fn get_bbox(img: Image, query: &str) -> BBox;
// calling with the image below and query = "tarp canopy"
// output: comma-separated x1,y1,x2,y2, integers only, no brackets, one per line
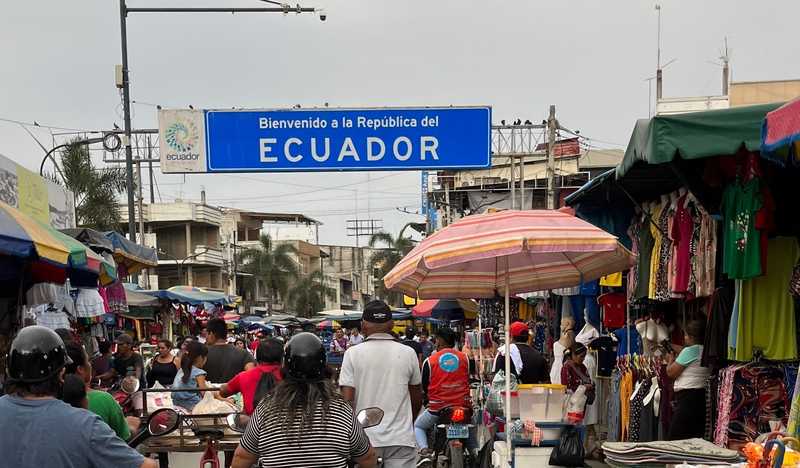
567,103,786,214
61,228,114,253
125,288,161,308
104,231,158,274
144,286,232,306
617,102,783,178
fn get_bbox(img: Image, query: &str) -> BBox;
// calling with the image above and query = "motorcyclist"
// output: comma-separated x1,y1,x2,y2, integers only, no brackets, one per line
64,340,141,440
415,328,472,459
231,332,377,468
97,333,145,386
0,326,156,468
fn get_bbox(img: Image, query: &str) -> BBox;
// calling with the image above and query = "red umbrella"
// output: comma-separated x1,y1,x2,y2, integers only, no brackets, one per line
411,299,477,319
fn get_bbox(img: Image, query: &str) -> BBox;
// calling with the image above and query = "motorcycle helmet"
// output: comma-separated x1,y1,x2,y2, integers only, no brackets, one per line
284,332,326,381
8,326,72,383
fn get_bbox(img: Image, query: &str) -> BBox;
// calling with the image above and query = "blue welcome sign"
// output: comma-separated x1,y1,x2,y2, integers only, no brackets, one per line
159,107,491,173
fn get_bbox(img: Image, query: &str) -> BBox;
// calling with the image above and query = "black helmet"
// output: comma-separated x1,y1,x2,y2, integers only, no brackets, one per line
8,326,72,383
284,332,326,381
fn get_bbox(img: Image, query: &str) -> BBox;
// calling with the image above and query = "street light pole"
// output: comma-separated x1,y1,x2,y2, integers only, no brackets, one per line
117,0,318,245
119,0,137,243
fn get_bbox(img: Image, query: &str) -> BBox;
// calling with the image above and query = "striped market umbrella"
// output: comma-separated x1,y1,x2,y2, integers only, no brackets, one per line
383,209,635,458
762,98,800,166
0,201,102,275
384,209,635,299
0,201,75,265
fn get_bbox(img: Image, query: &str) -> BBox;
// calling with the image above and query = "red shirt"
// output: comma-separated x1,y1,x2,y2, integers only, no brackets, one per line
598,293,626,329
226,363,282,415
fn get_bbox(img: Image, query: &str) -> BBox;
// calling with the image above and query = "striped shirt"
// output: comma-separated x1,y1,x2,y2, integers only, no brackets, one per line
240,396,371,468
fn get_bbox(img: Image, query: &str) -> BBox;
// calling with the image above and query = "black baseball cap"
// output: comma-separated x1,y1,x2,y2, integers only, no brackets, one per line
362,300,392,323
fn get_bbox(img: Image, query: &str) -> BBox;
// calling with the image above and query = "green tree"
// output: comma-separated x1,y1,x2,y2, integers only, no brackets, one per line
368,230,414,306
288,270,336,318
58,140,127,230
238,234,298,315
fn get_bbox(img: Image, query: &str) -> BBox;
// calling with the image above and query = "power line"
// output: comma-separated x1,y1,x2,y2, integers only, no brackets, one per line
0,116,96,133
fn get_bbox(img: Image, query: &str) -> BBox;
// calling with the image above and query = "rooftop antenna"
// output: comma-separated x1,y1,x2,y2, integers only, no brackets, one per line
722,38,730,95
655,4,663,100
707,38,731,95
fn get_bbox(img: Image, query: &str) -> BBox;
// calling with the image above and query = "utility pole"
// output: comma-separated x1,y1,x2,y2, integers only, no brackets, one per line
135,158,148,288
117,0,318,246
509,156,516,210
147,135,155,203
546,105,557,210
519,155,525,210
119,0,137,243
444,180,451,227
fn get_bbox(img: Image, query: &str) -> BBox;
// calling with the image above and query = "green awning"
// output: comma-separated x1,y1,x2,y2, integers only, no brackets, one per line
617,102,784,178
120,307,156,320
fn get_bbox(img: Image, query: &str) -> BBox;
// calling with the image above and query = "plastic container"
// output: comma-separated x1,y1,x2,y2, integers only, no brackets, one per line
518,384,567,422
500,391,520,418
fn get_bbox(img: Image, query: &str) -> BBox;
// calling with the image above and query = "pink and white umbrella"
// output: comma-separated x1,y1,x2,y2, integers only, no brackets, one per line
384,209,634,299
383,209,635,458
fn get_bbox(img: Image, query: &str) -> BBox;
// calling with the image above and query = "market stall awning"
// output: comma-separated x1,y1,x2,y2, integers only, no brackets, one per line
762,97,800,166
61,228,114,253
143,285,232,306
104,231,159,274
0,201,74,265
125,288,161,308
618,103,783,178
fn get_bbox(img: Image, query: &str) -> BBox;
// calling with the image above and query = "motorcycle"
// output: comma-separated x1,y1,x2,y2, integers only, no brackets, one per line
111,375,141,416
420,405,475,468
128,407,182,448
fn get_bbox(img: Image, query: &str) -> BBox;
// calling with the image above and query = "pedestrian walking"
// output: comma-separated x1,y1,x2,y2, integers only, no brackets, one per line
340,300,422,468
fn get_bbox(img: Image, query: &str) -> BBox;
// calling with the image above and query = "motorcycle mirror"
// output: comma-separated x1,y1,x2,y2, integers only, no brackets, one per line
147,408,181,436
356,407,384,429
226,413,250,433
121,376,140,394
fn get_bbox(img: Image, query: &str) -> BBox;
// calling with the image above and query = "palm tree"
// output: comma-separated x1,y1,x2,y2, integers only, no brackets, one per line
368,230,414,305
58,140,127,230
238,234,298,315
288,270,336,318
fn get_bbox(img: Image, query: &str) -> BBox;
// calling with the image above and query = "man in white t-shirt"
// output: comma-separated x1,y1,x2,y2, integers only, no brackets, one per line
348,328,364,348
340,300,422,468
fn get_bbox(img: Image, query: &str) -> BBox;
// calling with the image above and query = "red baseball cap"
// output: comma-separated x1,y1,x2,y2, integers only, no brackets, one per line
510,321,529,338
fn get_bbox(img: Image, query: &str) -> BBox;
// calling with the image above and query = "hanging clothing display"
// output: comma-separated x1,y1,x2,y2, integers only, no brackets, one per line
74,288,105,318
629,190,717,302
721,177,763,280
598,292,626,329
733,237,799,361
30,304,71,330
606,356,668,443
714,364,789,450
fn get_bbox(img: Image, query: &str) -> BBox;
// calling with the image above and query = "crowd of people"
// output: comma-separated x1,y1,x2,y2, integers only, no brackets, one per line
0,295,711,467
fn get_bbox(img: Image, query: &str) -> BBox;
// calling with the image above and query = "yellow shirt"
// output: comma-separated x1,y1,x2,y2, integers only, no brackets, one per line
600,272,623,287
648,204,664,299
619,370,633,441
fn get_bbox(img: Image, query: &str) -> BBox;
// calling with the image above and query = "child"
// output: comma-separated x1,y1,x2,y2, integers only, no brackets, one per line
172,341,232,410
62,374,88,409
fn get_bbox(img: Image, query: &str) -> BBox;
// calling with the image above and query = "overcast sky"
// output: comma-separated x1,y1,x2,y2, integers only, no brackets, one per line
2,0,799,245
